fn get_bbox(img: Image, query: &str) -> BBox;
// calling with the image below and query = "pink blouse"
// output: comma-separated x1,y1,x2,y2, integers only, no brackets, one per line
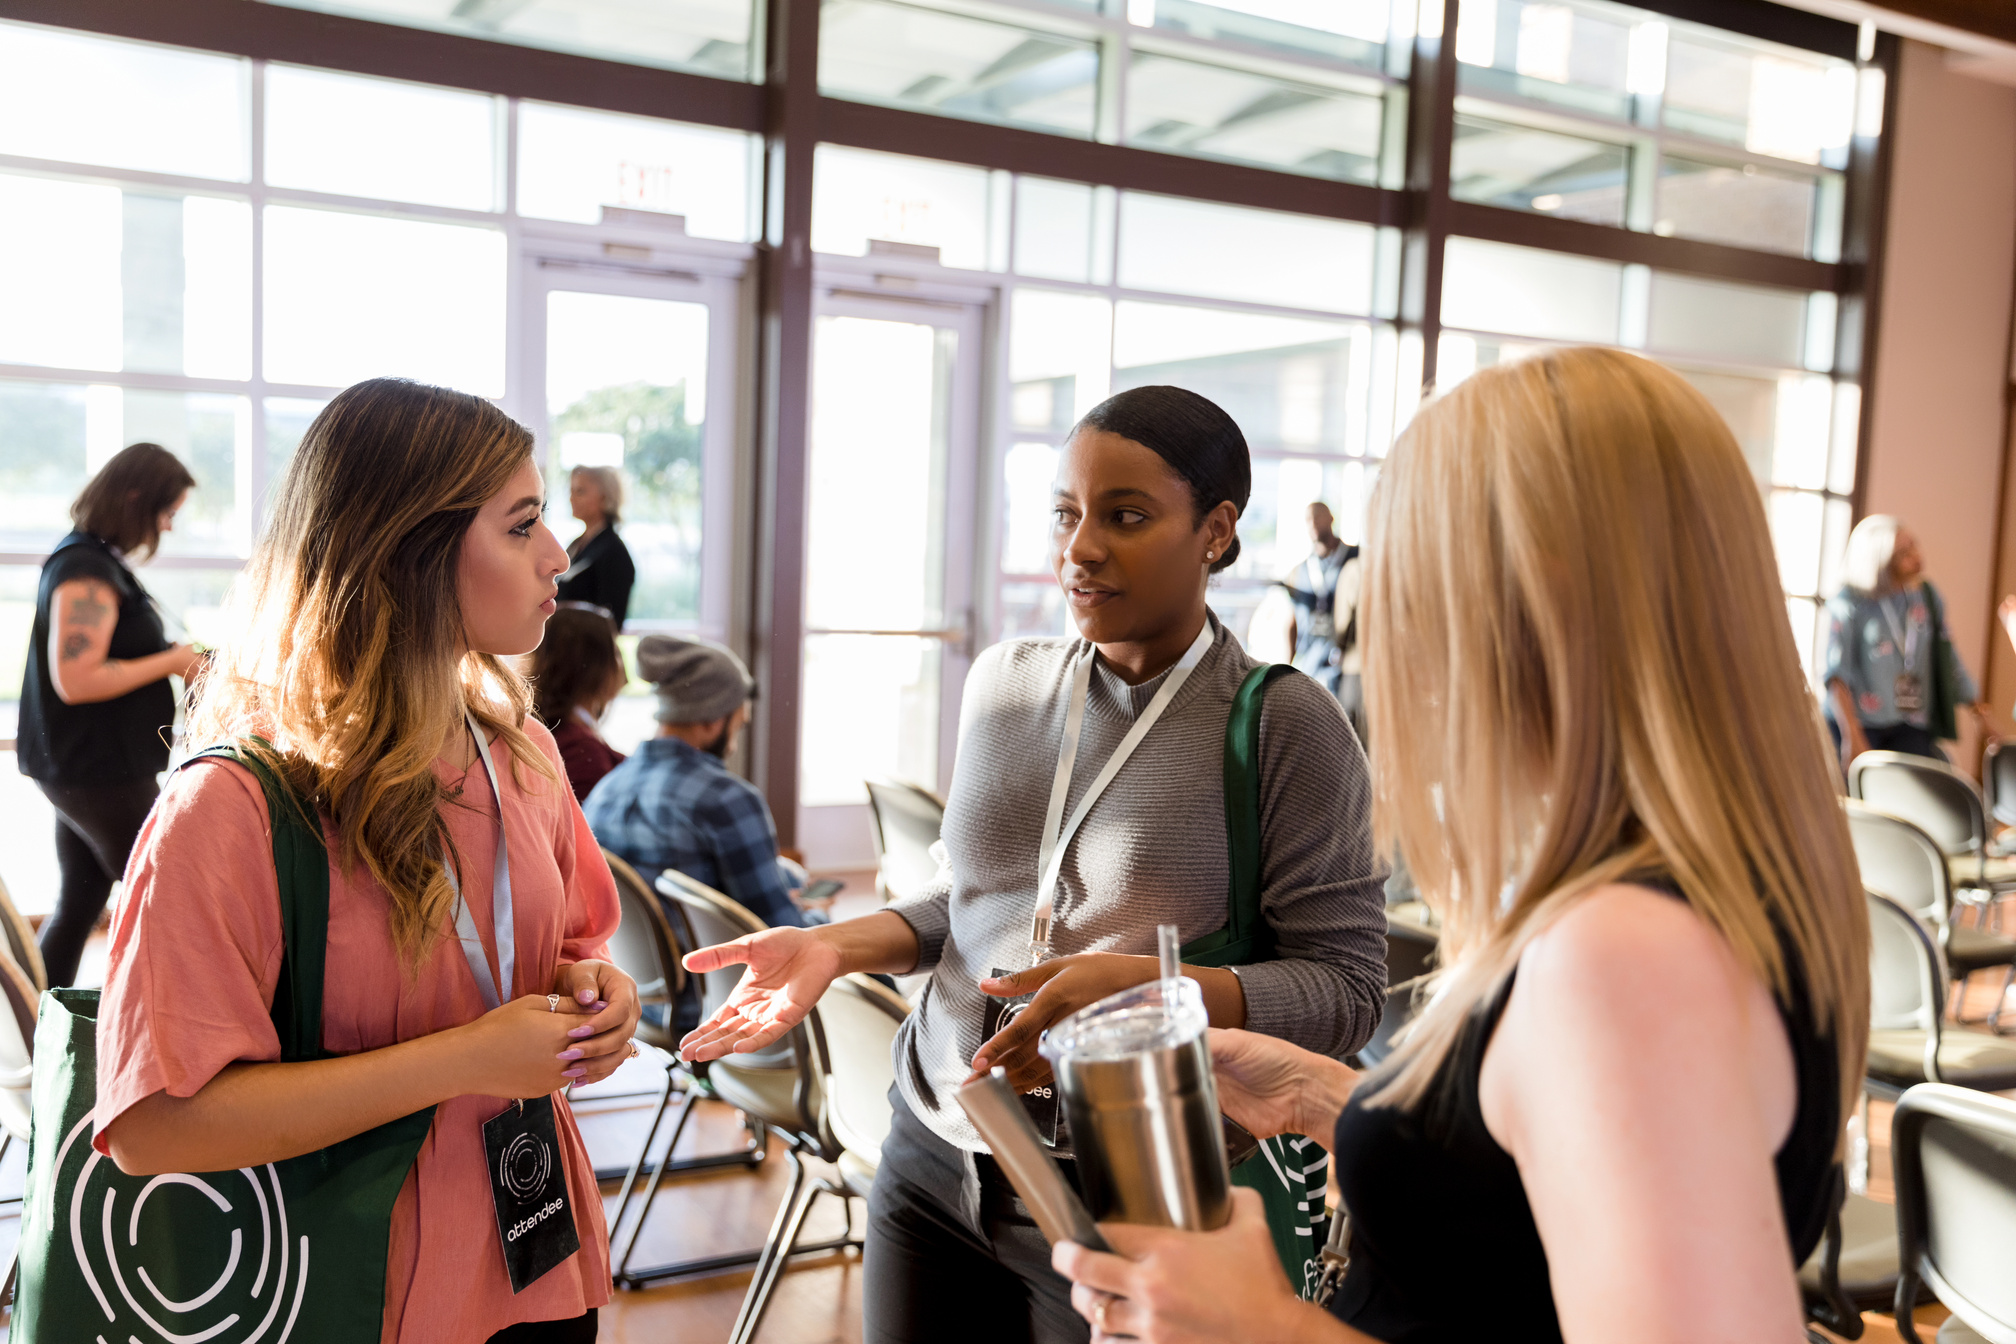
94,718,620,1343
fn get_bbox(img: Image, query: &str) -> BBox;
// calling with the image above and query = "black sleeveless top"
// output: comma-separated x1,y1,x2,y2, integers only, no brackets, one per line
18,531,175,784
1328,882,1840,1342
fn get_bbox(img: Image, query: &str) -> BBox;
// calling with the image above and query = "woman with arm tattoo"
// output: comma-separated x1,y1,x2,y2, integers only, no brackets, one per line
16,442,203,986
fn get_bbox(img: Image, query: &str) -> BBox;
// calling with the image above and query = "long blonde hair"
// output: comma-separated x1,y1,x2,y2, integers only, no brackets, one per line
1364,348,1868,1121
190,378,555,965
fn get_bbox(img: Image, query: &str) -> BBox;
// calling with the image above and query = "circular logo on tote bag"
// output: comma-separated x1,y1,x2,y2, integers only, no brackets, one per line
41,1113,313,1344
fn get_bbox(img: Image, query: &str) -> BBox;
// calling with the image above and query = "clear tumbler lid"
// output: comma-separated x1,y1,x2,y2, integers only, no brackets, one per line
1039,976,1208,1065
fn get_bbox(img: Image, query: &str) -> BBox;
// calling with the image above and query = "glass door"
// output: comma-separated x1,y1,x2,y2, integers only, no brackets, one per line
518,252,742,755
798,285,984,865
519,256,740,637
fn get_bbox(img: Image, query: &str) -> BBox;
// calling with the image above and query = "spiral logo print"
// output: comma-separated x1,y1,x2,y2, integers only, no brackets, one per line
41,1113,313,1344
498,1130,553,1202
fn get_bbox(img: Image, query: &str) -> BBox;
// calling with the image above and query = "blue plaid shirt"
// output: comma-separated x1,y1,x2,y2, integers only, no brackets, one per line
582,737,808,929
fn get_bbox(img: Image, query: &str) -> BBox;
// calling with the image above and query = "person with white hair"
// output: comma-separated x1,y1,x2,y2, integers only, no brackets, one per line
1821,513,1990,769
554,464,636,629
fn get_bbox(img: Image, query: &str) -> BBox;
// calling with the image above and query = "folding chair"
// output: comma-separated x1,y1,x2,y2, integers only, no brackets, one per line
1851,752,2016,905
610,870,860,1317
864,778,945,903
1848,802,2016,1030
1892,1083,2016,1343
597,850,765,1184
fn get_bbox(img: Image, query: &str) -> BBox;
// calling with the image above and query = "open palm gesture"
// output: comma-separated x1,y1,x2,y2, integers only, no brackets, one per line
677,926,844,1062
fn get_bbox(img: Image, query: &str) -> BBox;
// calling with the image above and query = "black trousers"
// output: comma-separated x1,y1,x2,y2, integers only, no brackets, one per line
864,1092,1089,1344
35,776,160,988
484,1309,597,1343
1831,718,1945,763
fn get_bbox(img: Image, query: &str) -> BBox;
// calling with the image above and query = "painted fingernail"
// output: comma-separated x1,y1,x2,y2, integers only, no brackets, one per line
567,1025,595,1038
557,1048,584,1061
562,1068,586,1079
592,1001,608,1012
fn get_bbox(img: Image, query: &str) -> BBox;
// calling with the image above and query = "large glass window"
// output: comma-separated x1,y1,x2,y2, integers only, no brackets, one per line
265,66,500,211
820,0,1100,138
256,0,758,80
1452,0,1853,260
517,103,758,241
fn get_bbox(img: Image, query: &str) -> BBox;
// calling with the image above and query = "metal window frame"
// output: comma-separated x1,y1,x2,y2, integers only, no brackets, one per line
0,0,1892,843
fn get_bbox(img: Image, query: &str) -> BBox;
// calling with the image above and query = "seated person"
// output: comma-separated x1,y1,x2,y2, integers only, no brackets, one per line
582,635,813,932
525,603,628,802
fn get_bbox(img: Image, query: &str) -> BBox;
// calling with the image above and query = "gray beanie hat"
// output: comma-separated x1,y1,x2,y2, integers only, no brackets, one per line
635,635,756,725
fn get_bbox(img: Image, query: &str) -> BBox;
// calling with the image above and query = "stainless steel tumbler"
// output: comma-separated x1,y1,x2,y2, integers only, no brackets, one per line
1039,976,1233,1231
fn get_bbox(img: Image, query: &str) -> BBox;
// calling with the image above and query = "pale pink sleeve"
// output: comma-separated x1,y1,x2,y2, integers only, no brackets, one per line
93,759,285,1155
528,719,617,967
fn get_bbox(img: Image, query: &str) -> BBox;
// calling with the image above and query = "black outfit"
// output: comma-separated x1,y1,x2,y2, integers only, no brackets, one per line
18,532,178,987
483,1309,597,1343
1327,879,1840,1343
555,525,636,630
1827,717,1943,763
865,1092,1087,1344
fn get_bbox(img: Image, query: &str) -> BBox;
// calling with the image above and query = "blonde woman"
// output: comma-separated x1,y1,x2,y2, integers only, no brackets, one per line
1051,348,1870,1344
555,463,635,629
1823,513,1990,769
94,380,641,1343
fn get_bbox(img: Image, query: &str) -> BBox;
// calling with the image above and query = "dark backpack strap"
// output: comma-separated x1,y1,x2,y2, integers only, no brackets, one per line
1183,664,1293,969
181,743,329,1063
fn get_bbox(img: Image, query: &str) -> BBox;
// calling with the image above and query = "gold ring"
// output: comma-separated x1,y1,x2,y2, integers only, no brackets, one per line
1094,1295,1110,1335
628,1040,641,1058
547,994,560,1013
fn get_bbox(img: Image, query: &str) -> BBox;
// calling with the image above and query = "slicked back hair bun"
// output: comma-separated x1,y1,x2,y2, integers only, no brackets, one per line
1075,385,1250,573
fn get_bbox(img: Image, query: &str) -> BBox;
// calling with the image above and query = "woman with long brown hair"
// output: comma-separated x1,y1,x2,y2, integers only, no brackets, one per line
92,379,641,1343
17,441,202,987
1051,348,1870,1344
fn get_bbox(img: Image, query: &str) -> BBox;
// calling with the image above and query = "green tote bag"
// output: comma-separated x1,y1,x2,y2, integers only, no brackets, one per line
1180,664,1334,1301
11,746,436,1344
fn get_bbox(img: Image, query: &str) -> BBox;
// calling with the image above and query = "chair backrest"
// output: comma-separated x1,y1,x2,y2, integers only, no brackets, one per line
1868,891,1945,1086
1850,752,1987,858
1356,918,1439,1069
1893,1084,2016,1343
601,849,685,1047
864,778,945,903
0,871,46,993
1846,800,1955,928
0,942,36,1142
1987,741,2016,830
654,867,799,1072
811,974,909,1165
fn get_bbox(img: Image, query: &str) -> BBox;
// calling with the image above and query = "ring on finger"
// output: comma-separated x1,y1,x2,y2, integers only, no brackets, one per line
546,993,559,1013
1093,1294,1111,1335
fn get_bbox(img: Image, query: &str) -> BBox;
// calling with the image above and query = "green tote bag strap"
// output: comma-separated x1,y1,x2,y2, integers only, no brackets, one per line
184,742,329,1060
1182,663,1293,972
1177,663,1330,1298
11,742,436,1344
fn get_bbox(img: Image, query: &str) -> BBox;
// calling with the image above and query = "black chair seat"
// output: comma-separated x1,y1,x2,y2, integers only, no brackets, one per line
1797,1193,1898,1311
1867,1029,2016,1091
1946,924,2016,977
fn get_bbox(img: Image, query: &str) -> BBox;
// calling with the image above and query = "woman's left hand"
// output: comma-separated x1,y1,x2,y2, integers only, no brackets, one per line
1053,1188,1323,1344
969,953,1162,1090
551,960,641,1085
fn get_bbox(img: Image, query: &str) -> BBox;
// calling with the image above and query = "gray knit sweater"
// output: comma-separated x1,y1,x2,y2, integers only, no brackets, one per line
886,612,1389,1154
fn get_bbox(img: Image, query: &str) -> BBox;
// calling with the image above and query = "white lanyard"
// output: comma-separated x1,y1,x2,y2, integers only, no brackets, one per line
1029,621,1216,965
444,711,516,1011
1878,593,1922,671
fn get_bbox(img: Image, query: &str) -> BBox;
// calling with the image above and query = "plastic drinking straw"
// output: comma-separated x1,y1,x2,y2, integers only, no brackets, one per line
1157,922,1180,988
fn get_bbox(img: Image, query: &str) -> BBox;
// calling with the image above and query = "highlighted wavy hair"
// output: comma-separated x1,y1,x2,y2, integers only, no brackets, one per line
189,378,555,966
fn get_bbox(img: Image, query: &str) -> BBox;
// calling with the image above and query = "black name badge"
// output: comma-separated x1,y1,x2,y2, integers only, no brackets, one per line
482,1095,582,1293
984,967,1059,1146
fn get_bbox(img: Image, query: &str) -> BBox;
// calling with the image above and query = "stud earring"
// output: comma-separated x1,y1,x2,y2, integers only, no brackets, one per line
1205,551,1216,560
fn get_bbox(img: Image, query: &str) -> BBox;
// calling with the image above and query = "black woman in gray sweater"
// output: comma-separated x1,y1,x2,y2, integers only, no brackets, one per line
680,385,1387,1344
